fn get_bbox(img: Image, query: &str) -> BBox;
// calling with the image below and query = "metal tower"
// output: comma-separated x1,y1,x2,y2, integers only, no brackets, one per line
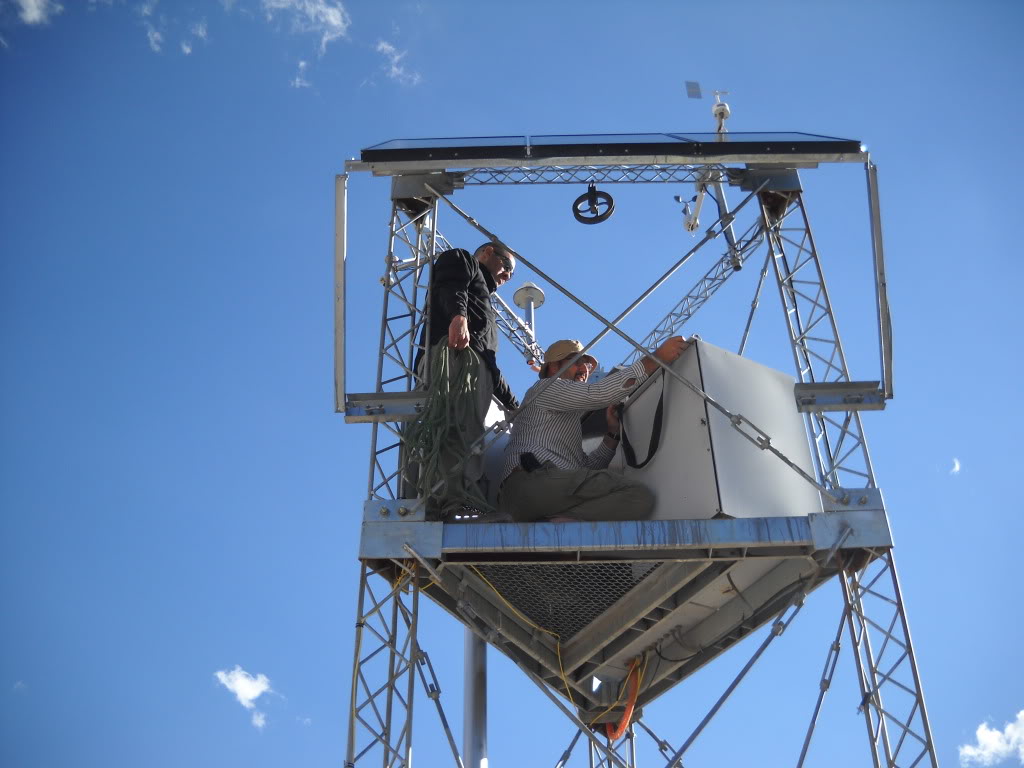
335,131,937,767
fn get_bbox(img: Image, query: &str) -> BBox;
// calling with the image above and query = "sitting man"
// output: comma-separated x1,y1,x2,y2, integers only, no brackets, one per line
498,335,689,522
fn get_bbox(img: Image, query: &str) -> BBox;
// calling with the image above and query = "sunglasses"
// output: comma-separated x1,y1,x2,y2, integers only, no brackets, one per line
496,251,514,277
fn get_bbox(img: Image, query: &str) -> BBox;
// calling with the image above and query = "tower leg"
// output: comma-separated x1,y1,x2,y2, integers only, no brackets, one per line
761,189,939,768
345,561,421,767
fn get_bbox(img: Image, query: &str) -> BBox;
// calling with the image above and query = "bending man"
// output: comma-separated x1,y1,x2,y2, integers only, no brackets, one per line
498,336,689,522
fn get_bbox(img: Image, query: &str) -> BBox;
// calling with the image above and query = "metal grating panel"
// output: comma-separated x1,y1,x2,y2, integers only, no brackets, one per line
475,562,661,640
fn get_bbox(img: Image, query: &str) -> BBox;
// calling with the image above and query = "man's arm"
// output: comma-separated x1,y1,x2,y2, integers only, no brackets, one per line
492,368,520,411
431,249,473,349
582,403,621,469
532,360,650,412
531,336,690,413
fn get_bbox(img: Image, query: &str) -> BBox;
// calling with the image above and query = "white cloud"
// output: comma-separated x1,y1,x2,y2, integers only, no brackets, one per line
215,665,271,709
262,0,351,54
16,0,63,25
0,34,8,48
138,0,157,18
960,710,1024,767
180,40,192,54
215,665,272,729
191,19,208,40
12,680,27,692
290,59,310,88
375,40,421,86
145,22,162,52
950,457,962,476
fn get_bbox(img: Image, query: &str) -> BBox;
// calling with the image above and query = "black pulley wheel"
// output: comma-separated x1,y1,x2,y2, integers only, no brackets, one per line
572,185,615,224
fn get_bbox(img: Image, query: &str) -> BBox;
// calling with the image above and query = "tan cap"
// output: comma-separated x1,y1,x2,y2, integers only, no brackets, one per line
543,339,598,368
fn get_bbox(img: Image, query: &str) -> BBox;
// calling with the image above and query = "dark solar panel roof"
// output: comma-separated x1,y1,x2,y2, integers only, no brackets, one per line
360,132,862,162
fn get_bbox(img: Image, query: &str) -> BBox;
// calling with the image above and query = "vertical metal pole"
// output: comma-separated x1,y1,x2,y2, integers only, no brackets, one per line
463,628,487,768
866,162,894,400
335,173,348,412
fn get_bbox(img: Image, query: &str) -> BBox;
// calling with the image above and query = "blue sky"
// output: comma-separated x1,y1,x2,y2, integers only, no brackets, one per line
1,0,1022,766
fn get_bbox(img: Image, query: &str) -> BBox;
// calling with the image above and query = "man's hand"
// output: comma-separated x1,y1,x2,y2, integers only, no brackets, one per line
605,403,621,435
448,315,470,349
642,335,691,375
655,335,689,364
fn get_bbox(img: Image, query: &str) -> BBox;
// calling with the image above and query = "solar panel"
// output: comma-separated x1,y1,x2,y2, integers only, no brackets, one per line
360,132,863,163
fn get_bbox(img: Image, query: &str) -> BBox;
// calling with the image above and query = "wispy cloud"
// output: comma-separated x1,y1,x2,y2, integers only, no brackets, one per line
12,680,27,692
960,710,1024,766
15,0,63,25
262,0,351,54
191,20,208,40
180,40,192,54
145,23,162,52
135,0,164,53
375,40,421,86
214,665,272,730
290,59,311,88
951,457,962,476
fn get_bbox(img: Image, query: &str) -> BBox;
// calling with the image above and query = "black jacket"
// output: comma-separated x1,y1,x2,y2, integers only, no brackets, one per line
418,248,519,410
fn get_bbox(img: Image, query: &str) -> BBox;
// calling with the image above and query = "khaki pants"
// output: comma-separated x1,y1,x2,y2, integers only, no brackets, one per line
498,466,654,522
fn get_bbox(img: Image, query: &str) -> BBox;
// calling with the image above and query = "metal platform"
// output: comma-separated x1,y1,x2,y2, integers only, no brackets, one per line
362,507,891,725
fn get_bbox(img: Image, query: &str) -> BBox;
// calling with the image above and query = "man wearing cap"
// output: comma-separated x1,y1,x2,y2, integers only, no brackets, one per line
498,336,689,522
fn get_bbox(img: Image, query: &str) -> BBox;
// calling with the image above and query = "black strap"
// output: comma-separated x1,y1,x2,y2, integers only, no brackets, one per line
621,379,666,469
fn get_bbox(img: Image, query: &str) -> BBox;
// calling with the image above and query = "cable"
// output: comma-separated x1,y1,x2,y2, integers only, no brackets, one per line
467,565,576,709
405,341,494,518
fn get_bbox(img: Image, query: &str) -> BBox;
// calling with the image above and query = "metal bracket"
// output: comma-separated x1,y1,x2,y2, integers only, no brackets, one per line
390,172,464,217
818,487,885,512
794,382,885,412
344,391,428,423
360,520,442,559
362,499,427,522
809,507,892,551
729,168,803,192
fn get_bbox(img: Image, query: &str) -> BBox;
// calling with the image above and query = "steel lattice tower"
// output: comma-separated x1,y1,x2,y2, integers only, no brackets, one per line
335,131,937,767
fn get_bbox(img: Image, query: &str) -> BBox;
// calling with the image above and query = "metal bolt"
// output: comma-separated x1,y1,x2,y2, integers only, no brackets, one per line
858,496,868,505
379,507,389,517
398,506,411,517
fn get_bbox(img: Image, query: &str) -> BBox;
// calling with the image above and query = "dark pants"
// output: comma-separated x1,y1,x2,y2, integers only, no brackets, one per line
498,466,655,522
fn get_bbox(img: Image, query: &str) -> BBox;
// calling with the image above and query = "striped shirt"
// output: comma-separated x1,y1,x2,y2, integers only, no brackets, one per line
500,360,650,485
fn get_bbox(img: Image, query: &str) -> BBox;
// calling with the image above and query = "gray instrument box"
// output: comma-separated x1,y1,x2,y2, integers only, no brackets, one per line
608,340,821,520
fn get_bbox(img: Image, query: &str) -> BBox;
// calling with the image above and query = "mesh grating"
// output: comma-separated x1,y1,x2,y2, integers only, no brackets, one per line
474,562,661,640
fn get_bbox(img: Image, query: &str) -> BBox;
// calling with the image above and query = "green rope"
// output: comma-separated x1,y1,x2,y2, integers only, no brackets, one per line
406,341,494,518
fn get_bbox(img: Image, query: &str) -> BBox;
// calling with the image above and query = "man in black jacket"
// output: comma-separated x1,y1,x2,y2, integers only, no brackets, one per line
410,242,520,513
417,242,519,410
